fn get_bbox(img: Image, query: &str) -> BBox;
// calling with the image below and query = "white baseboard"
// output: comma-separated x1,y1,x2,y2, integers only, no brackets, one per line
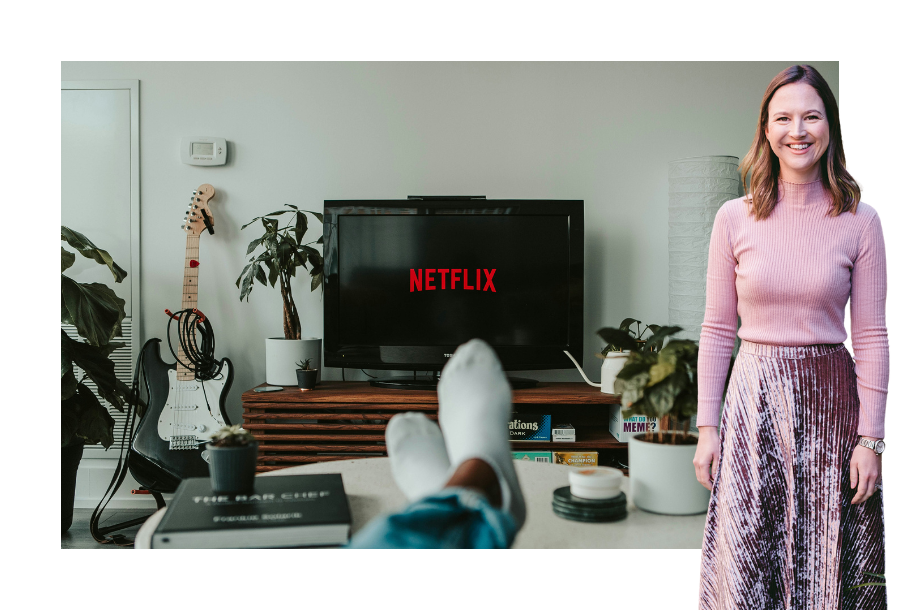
74,452,171,510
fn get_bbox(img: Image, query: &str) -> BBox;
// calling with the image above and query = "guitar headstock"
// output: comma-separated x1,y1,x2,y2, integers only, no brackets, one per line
183,184,216,235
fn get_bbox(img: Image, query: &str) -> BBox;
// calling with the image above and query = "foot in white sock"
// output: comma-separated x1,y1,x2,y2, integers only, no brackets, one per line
438,338,526,527
385,412,451,502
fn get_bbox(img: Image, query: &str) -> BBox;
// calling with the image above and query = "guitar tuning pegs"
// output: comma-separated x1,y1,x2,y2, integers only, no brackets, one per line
193,191,197,195
181,225,185,230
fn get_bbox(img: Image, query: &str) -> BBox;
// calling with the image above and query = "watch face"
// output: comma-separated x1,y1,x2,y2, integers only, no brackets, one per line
875,440,886,454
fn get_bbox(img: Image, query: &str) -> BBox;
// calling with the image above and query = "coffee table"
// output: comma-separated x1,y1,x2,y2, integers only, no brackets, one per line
135,458,707,549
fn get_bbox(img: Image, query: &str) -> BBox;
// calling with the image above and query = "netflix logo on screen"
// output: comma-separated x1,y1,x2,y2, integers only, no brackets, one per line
410,269,496,292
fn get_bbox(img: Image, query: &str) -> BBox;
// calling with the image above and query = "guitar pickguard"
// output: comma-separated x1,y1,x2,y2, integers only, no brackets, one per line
157,362,231,448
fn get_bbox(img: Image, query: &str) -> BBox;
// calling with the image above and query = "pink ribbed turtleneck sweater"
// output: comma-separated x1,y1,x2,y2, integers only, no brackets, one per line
696,180,889,438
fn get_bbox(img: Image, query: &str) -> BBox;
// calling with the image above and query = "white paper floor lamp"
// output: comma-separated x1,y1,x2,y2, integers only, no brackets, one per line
668,156,740,341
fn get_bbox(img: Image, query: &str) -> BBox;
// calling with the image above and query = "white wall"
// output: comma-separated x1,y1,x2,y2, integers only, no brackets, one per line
60,61,839,424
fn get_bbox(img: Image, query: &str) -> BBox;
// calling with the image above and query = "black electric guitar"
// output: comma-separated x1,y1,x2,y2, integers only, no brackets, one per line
130,184,234,493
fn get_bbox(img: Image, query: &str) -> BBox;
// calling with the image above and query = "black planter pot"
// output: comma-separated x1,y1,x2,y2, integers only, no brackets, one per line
62,438,85,533
207,442,258,495
295,368,318,390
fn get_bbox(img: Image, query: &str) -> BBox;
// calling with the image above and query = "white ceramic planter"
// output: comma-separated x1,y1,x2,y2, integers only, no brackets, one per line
628,432,710,515
265,338,322,386
600,350,630,393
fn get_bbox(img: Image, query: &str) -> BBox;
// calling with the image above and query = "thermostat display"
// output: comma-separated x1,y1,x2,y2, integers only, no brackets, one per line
181,137,227,166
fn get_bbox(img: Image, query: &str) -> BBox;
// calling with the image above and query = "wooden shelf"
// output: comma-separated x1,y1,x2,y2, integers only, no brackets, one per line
511,428,625,451
242,381,623,470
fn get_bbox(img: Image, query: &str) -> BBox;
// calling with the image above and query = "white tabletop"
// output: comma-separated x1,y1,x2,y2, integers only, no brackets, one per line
136,458,708,549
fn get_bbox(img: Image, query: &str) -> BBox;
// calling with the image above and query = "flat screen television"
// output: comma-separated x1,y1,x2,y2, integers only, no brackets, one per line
323,197,584,389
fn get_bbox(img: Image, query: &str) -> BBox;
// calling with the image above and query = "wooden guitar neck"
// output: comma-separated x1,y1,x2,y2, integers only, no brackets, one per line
177,234,200,381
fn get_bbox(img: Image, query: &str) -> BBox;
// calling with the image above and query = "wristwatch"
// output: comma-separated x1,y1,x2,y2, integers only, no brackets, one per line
858,437,886,455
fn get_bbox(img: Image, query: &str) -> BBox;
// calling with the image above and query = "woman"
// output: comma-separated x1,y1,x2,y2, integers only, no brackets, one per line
693,64,887,608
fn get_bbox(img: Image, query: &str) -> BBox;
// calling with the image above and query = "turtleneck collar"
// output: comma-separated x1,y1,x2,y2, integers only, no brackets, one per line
777,179,830,207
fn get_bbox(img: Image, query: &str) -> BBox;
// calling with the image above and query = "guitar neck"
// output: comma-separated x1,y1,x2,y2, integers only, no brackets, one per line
177,234,200,380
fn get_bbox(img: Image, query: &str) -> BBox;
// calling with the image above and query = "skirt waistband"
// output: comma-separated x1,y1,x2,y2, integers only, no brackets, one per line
738,340,845,359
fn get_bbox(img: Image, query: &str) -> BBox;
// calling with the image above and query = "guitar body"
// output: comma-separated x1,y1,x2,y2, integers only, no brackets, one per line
130,340,234,492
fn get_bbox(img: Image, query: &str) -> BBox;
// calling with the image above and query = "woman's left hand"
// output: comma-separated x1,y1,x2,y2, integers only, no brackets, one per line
849,437,883,505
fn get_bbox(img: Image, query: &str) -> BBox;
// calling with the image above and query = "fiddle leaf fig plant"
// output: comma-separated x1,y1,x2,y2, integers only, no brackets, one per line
61,227,144,448
236,205,324,340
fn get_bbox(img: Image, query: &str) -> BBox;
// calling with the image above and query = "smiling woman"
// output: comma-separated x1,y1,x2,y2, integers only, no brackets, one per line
693,64,888,609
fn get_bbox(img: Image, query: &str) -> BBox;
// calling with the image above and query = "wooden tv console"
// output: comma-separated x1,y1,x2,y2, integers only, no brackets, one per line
242,381,625,473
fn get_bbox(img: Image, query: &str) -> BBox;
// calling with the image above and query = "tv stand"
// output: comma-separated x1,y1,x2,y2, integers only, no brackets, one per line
242,381,624,471
370,374,538,390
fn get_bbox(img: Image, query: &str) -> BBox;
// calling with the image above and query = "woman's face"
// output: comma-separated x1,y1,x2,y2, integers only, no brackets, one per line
764,82,830,183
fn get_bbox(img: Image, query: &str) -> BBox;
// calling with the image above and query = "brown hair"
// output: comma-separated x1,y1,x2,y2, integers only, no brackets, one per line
739,64,861,219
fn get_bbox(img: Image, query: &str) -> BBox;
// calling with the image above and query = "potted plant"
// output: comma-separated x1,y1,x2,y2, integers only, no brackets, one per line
295,358,318,391
602,324,709,515
236,205,325,386
596,318,664,393
61,227,144,532
207,426,258,494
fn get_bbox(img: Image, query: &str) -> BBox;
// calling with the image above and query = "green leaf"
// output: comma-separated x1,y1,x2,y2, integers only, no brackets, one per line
310,272,323,292
643,377,677,417
597,327,639,352
302,210,324,223
61,276,126,346
316,235,324,244
254,262,267,286
62,247,76,272
239,269,255,301
63,331,132,411
264,210,290,217
68,382,116,448
61,336,77,400
61,292,74,326
647,359,676,386
263,258,279,288
294,213,309,244
240,217,262,230
61,226,127,283
246,237,264,256
645,325,683,352
285,204,298,210
619,318,639,331
236,263,252,289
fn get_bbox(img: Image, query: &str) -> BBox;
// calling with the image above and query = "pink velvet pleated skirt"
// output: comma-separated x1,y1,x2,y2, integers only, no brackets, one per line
699,341,886,609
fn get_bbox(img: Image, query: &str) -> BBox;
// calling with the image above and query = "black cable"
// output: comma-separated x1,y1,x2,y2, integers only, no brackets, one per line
166,309,224,381
360,369,377,379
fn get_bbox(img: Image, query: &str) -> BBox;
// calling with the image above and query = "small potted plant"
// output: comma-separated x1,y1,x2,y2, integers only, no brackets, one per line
236,205,324,386
596,318,664,393
295,358,318,391
206,426,258,494
606,326,710,515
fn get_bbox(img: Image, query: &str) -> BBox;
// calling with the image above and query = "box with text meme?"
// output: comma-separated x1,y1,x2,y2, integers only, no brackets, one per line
509,414,551,442
608,405,659,442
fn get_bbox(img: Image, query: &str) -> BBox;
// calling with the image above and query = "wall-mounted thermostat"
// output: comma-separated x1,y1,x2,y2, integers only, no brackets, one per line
181,137,227,166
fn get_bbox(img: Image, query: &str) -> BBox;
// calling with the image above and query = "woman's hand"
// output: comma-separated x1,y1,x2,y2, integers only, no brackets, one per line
850,437,883,505
693,426,720,491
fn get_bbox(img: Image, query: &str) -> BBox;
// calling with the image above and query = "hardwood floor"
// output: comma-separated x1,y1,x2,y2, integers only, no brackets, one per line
62,508,156,549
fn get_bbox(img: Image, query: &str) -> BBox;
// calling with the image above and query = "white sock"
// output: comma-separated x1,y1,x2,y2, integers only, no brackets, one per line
438,338,526,527
385,412,451,502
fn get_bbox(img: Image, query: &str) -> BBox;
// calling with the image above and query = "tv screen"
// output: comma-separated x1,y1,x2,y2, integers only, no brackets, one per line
323,199,583,375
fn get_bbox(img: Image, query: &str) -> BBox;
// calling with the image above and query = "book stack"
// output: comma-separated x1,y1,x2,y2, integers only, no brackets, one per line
151,474,351,548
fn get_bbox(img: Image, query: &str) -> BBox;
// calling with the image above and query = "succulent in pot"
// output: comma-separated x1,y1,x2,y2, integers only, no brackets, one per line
295,358,318,391
207,426,258,494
